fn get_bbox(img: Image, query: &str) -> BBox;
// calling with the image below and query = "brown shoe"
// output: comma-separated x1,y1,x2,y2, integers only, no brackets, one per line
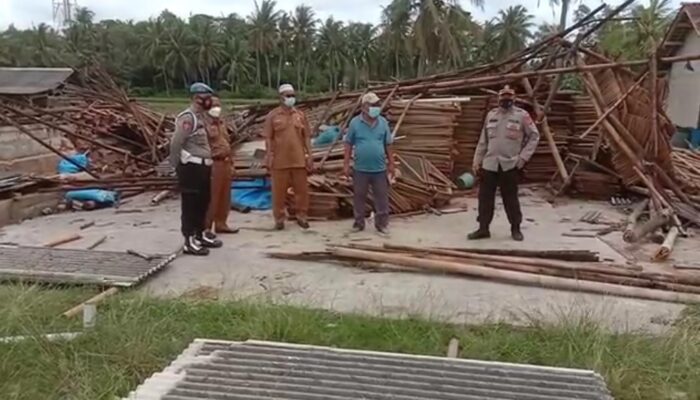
216,226,240,234
275,221,285,231
297,220,310,230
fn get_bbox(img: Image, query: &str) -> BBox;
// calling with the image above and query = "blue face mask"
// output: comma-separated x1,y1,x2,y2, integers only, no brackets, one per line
283,96,296,107
368,106,381,118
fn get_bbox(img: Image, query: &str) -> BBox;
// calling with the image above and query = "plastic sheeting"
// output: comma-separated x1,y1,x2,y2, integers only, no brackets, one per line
232,178,272,210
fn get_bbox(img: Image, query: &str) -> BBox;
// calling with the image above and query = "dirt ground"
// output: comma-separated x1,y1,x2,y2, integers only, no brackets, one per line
1,187,697,334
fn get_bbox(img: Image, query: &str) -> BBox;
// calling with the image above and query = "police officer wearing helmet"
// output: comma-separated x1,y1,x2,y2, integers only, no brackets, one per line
469,85,540,242
169,82,223,255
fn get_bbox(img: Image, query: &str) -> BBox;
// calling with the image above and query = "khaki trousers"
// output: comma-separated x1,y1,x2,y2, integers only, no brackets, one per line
206,159,232,231
271,167,309,223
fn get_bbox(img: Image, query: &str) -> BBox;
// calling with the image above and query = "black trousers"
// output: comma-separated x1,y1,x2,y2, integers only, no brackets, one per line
477,166,522,230
176,163,211,237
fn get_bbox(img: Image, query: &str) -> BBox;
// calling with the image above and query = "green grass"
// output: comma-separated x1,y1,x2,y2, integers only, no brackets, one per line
0,284,699,400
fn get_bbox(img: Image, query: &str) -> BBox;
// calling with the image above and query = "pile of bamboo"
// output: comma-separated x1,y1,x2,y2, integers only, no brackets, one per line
385,99,462,176
0,67,173,178
453,96,490,178
270,243,700,304
287,153,455,219
672,149,700,194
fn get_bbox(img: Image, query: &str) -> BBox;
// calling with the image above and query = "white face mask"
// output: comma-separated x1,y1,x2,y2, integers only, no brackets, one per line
208,106,222,118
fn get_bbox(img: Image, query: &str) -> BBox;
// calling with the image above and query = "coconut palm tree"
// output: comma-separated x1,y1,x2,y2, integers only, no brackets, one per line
345,23,377,89
163,20,193,88
219,37,255,92
317,17,346,90
493,5,534,60
631,0,672,52
380,0,412,78
248,0,281,87
30,23,60,66
139,18,170,91
190,16,225,84
291,5,317,90
276,12,293,87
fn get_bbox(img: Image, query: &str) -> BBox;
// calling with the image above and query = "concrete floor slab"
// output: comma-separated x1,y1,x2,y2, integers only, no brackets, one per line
0,189,696,334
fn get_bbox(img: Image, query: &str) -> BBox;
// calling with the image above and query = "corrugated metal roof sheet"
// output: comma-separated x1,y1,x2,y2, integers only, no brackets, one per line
0,245,176,287
124,340,615,400
0,67,73,95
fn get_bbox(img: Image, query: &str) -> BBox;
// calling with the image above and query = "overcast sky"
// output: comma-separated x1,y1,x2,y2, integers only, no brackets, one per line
0,0,685,30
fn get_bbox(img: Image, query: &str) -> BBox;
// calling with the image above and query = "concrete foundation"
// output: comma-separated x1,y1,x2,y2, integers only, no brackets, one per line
0,192,62,227
0,189,696,334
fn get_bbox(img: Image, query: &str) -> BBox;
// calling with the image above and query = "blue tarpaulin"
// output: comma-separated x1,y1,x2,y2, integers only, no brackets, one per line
232,178,272,210
57,153,89,174
313,125,341,148
65,189,119,206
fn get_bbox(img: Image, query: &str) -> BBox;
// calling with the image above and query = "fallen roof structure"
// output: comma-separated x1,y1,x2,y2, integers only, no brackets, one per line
0,67,73,95
0,245,176,286
123,339,614,400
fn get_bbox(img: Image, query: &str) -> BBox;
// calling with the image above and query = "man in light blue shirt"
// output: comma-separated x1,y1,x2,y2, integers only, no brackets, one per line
343,92,395,236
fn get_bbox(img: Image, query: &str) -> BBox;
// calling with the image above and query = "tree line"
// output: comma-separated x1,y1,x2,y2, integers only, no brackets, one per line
0,0,674,97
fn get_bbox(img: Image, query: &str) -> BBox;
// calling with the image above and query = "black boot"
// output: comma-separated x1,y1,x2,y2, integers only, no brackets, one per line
197,232,223,248
467,228,491,240
183,236,209,256
511,227,524,242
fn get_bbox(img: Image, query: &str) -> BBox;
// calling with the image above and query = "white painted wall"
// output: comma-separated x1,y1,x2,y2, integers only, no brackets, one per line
667,32,700,128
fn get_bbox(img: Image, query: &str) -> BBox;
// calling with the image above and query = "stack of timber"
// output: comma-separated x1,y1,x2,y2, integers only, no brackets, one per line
453,96,490,177
270,243,700,304
286,153,455,220
672,149,700,195
385,100,461,176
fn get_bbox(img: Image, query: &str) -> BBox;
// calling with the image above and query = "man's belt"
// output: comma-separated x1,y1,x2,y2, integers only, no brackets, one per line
182,156,213,166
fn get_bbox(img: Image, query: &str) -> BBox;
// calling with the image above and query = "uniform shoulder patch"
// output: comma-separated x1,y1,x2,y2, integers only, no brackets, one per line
178,114,194,133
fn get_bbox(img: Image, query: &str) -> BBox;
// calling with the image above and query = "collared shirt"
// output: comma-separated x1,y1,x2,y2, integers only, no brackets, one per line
169,107,212,167
262,106,310,170
474,106,540,172
207,121,231,159
345,115,393,173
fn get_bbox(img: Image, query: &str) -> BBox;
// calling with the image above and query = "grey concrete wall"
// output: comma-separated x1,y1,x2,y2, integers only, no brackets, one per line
0,192,62,228
0,124,64,175
666,33,700,128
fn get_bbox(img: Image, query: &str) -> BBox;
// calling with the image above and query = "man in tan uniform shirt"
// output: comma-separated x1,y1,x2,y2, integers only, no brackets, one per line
262,83,313,230
469,85,540,242
204,96,239,237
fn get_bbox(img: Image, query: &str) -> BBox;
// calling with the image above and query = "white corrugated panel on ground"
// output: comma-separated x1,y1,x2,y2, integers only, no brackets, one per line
123,339,614,400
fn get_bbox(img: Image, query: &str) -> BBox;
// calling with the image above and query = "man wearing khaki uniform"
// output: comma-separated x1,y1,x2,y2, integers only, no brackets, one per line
263,83,313,230
469,85,540,242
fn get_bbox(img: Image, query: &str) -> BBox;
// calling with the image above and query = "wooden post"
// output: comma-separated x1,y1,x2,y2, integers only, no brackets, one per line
43,233,82,248
654,227,679,261
650,44,659,157
331,247,700,304
521,78,569,181
579,72,649,139
63,287,120,318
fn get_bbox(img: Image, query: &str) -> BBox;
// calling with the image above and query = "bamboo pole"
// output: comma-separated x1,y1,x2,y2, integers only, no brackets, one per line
650,45,659,157
0,102,153,165
331,247,700,304
628,212,670,243
623,199,649,242
391,94,423,137
579,72,649,139
311,90,340,136
0,113,100,179
654,227,679,262
318,90,366,169
43,233,82,248
63,287,120,318
521,78,569,181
